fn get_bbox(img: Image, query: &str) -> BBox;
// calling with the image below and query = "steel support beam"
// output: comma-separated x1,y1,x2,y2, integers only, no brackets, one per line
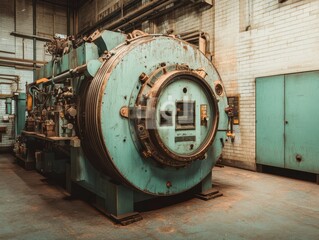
33,0,37,81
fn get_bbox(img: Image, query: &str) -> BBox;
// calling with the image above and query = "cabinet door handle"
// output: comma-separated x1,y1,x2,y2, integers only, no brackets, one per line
285,120,288,124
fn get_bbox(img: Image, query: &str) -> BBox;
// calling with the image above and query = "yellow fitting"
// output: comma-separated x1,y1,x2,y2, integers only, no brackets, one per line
227,132,235,139
35,78,49,84
27,93,33,111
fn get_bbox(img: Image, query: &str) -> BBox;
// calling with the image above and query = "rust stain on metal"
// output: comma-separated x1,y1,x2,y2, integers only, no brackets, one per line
139,72,149,83
193,68,207,78
158,226,176,233
120,107,129,118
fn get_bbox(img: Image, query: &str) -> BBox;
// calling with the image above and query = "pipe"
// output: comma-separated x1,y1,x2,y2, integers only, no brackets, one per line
179,30,201,37
13,0,17,55
202,32,211,55
0,80,17,92
0,74,19,79
0,74,20,92
0,94,14,99
183,36,200,42
27,92,33,111
33,0,37,82
106,0,171,30
22,38,25,59
0,50,15,55
80,0,164,35
148,0,184,21
115,0,178,31
37,0,70,8
10,32,51,42
26,64,84,111
0,60,43,68
178,31,210,53
74,0,78,34
67,0,70,35
43,64,87,86
0,64,38,70
14,0,17,32
28,64,87,88
0,82,14,84
0,57,47,64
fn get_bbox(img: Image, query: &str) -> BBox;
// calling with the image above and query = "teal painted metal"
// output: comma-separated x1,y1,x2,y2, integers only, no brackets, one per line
156,79,213,155
16,93,26,135
70,147,135,216
256,75,285,167
96,30,127,54
36,31,126,80
256,71,319,174
96,36,227,195
37,43,99,79
285,72,319,174
20,30,229,220
5,98,12,115
87,59,102,77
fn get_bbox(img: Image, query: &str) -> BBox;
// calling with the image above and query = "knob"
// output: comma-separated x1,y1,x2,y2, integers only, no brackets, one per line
296,154,302,162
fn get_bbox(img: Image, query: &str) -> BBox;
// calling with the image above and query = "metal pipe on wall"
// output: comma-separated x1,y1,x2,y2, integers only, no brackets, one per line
0,74,20,93
0,57,46,64
13,0,17,54
33,0,37,81
0,60,42,69
0,82,14,85
73,0,78,34
105,0,170,30
114,0,178,31
148,0,184,21
80,0,164,35
0,64,38,71
67,0,70,35
0,94,14,99
10,32,51,42
0,50,15,54
0,74,20,78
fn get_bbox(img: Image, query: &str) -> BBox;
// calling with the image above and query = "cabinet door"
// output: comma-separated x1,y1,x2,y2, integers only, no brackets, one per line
256,76,285,167
285,72,319,174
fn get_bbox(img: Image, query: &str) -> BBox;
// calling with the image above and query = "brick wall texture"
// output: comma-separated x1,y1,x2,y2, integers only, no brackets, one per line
144,0,319,168
0,0,67,148
214,0,319,168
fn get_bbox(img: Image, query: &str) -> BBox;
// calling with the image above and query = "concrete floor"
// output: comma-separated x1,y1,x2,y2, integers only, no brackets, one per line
0,153,318,240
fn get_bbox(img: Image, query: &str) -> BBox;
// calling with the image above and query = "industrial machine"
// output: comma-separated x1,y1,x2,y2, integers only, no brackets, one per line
0,74,26,142
14,30,230,224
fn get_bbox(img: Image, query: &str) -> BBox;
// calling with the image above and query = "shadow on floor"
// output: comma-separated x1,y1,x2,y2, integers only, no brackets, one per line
258,164,318,183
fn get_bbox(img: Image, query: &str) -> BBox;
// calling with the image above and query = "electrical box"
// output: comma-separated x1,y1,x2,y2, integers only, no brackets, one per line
228,96,240,125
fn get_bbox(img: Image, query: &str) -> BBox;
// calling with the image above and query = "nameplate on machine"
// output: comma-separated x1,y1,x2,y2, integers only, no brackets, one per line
175,136,196,142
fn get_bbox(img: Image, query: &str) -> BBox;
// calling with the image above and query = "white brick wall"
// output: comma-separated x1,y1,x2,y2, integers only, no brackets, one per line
144,3,215,53
142,0,319,169
0,0,67,148
0,67,32,148
215,0,319,168
0,0,15,53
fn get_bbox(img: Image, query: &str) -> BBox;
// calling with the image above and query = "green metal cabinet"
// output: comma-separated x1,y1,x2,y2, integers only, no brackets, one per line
256,71,319,174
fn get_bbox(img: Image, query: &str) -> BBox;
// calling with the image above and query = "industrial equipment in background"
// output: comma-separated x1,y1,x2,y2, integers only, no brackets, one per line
0,74,26,150
14,29,231,225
